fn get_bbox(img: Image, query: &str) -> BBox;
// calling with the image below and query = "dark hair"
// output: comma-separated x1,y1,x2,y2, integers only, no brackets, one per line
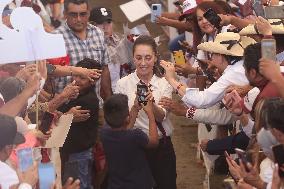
76,58,102,70
103,94,129,128
243,43,261,73
0,77,26,103
64,0,89,11
264,98,284,133
133,35,164,77
191,1,231,53
274,34,284,54
224,55,242,65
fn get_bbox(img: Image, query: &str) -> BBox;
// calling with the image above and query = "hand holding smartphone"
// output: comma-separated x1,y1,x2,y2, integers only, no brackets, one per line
17,147,34,172
203,8,221,29
173,50,186,65
235,148,250,172
137,81,149,105
151,4,162,23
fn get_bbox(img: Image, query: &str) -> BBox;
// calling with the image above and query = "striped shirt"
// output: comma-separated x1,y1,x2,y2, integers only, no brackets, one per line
54,22,111,107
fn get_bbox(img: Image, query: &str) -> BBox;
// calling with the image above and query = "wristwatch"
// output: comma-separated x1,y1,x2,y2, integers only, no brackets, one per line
18,183,32,189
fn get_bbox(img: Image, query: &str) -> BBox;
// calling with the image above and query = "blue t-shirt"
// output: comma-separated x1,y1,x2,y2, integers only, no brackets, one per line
100,126,154,189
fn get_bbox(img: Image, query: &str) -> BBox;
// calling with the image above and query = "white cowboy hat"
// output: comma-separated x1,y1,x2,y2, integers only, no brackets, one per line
197,32,256,57
239,19,284,35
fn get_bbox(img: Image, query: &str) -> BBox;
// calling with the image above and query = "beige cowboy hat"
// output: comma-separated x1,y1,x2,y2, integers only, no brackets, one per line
239,19,284,35
197,32,256,57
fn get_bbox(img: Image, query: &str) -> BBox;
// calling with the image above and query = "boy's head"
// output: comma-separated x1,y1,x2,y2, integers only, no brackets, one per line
243,43,267,87
74,58,101,91
103,94,129,128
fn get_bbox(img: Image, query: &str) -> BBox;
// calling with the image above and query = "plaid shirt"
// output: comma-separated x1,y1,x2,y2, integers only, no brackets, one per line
54,23,111,107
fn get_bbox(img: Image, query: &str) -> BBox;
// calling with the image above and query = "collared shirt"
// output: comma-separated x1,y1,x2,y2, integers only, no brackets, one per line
54,23,111,107
0,161,19,189
115,72,173,137
182,60,249,108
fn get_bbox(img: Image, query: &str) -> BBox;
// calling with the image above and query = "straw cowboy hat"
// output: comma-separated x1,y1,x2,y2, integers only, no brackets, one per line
239,19,284,35
197,32,256,56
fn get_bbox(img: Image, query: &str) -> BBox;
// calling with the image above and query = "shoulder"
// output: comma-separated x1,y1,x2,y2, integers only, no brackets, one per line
117,73,135,85
89,24,104,38
54,24,69,35
153,76,173,89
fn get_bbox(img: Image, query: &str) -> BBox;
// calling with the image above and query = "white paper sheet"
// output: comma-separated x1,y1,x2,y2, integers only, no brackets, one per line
120,0,151,22
0,1,66,64
45,114,73,148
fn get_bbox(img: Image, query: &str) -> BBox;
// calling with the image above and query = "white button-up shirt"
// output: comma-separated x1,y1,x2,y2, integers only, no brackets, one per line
115,72,174,137
182,60,249,108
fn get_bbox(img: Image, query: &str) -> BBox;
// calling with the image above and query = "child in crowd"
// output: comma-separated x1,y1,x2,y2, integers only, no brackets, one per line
100,94,158,189
58,58,101,189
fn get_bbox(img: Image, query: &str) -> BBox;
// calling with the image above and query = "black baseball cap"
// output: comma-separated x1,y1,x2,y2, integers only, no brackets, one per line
0,114,25,150
89,7,112,24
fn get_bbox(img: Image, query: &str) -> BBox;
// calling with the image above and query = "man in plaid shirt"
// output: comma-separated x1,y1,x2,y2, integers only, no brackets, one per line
54,0,112,109
54,0,112,188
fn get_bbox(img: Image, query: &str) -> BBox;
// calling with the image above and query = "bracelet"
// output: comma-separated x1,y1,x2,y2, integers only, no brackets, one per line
176,83,183,94
186,107,196,119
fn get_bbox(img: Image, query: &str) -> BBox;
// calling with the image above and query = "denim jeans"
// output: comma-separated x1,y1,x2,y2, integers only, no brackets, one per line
67,149,93,189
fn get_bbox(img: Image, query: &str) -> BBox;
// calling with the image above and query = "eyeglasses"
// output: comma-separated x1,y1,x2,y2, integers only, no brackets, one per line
67,11,88,18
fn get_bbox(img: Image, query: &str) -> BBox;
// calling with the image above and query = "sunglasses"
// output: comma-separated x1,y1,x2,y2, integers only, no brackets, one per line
67,11,88,18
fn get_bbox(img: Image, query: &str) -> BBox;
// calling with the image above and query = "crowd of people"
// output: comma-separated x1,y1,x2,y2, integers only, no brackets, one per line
0,0,284,189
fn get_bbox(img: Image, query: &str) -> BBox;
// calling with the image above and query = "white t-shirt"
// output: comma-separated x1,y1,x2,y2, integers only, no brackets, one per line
115,72,174,137
0,161,19,189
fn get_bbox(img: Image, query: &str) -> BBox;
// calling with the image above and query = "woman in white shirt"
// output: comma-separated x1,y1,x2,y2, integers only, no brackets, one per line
115,35,176,189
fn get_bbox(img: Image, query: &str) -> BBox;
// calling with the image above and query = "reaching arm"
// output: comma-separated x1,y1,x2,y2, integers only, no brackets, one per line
100,65,112,100
0,75,40,116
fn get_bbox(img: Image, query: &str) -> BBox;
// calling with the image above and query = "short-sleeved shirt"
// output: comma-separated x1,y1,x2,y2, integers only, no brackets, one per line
54,23,111,107
100,126,153,189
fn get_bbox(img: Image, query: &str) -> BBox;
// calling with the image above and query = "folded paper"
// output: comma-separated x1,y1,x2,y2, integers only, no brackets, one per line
0,0,66,64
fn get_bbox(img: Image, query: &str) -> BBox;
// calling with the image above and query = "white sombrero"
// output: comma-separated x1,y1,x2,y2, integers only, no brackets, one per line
239,19,284,35
197,32,256,57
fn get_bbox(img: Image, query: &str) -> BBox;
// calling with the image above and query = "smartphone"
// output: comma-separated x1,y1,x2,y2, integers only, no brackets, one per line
17,147,33,172
39,112,54,134
62,161,79,185
151,4,162,23
272,144,284,177
137,81,148,105
38,162,56,189
264,6,284,19
173,50,186,65
203,8,221,29
252,0,265,17
235,148,250,172
261,38,276,61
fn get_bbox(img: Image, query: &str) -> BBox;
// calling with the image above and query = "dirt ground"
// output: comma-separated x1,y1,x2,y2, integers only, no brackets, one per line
89,1,207,188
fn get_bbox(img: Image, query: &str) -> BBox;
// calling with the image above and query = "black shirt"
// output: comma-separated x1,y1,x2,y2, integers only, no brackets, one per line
100,126,154,189
58,89,99,154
